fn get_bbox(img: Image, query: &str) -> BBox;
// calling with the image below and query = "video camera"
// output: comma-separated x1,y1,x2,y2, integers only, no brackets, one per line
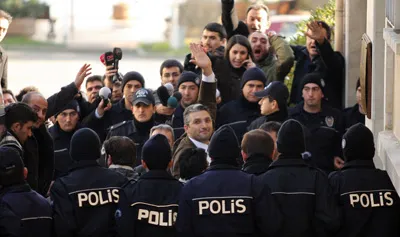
103,47,123,83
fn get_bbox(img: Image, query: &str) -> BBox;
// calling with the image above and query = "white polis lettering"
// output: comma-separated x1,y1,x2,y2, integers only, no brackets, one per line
77,189,119,207
198,199,247,215
137,209,177,226
349,192,394,208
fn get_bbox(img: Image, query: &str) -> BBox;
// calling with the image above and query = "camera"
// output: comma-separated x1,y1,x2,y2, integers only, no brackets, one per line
104,47,123,83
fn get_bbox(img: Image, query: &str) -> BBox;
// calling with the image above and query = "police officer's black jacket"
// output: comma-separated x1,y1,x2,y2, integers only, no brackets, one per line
216,95,260,128
116,170,183,237
289,102,343,173
83,98,133,142
0,201,21,237
343,104,365,132
290,39,345,110
247,109,288,131
329,160,400,237
49,122,82,179
242,154,272,175
106,117,156,166
176,163,282,237
260,155,340,237
0,183,52,237
50,160,127,237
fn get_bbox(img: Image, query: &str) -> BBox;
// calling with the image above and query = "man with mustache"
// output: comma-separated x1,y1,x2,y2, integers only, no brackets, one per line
290,21,345,110
221,0,271,39
249,31,294,84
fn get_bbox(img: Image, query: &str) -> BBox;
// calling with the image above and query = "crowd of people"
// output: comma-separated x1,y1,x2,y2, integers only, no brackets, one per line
0,1,398,236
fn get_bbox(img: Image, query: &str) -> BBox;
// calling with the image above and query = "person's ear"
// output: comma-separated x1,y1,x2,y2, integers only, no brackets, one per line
23,167,28,180
107,155,112,167
167,159,173,169
241,150,248,161
11,123,21,133
141,160,148,169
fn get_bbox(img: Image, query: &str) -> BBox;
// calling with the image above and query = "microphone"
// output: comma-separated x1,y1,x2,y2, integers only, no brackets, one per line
156,85,170,107
99,87,112,108
112,48,123,83
100,53,105,65
104,51,114,67
164,82,174,95
172,91,182,102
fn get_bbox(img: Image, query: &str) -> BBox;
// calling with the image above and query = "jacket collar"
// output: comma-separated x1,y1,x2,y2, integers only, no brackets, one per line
0,183,31,196
242,154,272,171
257,53,275,67
69,160,99,172
341,159,375,170
139,170,176,180
207,163,241,171
268,154,308,170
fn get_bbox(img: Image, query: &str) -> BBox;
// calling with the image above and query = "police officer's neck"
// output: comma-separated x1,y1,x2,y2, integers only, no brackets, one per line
303,103,321,114
124,98,131,111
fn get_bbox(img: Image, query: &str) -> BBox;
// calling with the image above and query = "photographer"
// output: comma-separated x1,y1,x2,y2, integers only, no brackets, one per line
82,71,145,142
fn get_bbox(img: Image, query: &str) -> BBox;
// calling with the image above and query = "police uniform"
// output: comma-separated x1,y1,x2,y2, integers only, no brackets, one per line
176,125,282,236
260,120,340,237
289,101,343,173
117,134,182,237
0,146,52,237
329,123,400,237
51,128,127,237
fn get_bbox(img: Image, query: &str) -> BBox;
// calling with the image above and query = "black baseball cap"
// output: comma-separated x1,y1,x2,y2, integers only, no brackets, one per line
254,81,289,102
131,88,155,106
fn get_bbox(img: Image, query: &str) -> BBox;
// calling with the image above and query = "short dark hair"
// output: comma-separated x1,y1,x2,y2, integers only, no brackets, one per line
15,86,39,102
85,75,104,88
316,20,332,41
203,22,227,40
241,129,274,158
2,89,16,101
356,78,361,91
5,103,38,130
225,35,255,63
103,136,136,166
0,10,12,24
179,148,208,180
259,121,282,134
159,59,184,76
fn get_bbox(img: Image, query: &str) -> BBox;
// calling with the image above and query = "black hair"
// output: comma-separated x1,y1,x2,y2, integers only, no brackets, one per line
85,75,104,88
2,89,16,102
241,129,275,158
159,59,184,76
5,102,38,130
179,148,208,180
203,22,227,40
103,136,136,166
225,35,255,63
356,78,361,91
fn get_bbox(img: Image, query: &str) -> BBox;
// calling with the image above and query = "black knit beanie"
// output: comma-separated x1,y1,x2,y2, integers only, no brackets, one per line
277,119,306,155
142,134,172,170
177,71,201,88
55,99,80,118
70,128,101,161
240,67,267,89
342,123,375,161
301,72,326,94
122,71,145,92
208,124,241,161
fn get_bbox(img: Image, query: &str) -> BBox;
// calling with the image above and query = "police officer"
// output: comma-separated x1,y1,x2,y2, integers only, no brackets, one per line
0,146,52,237
106,88,156,166
176,124,282,236
247,81,289,130
50,128,127,237
259,119,340,236
329,123,400,237
289,72,344,173
116,134,182,237
48,99,82,179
